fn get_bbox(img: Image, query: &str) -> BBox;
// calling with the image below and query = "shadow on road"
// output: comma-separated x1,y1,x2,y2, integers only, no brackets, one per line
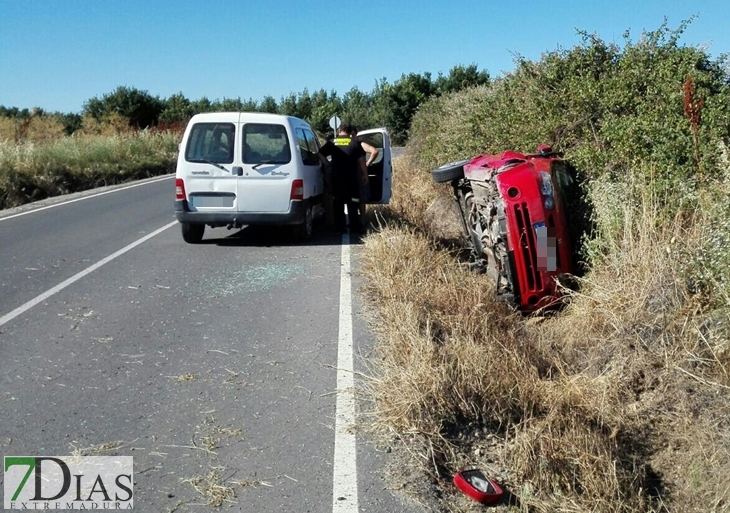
199,224,365,248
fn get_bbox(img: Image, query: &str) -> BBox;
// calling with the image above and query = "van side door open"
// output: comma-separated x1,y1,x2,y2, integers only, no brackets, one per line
357,128,392,204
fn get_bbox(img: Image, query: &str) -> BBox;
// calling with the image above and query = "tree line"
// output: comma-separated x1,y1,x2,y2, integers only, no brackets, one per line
0,64,489,144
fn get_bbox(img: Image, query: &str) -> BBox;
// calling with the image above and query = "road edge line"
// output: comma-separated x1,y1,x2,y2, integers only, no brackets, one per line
332,234,359,512
0,175,174,223
0,221,178,328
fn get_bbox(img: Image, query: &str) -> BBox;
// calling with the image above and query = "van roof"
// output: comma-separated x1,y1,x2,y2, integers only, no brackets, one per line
188,112,311,127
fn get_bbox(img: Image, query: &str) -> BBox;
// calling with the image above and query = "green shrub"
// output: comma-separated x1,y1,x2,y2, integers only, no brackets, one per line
409,21,730,194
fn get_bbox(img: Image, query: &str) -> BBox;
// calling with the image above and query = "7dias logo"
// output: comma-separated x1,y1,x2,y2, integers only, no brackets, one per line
4,456,133,510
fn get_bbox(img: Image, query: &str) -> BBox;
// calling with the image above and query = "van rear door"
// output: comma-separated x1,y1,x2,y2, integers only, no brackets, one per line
237,122,295,213
182,122,238,211
357,128,392,204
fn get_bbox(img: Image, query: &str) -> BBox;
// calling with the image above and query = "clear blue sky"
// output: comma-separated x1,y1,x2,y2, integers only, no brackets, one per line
1,1,728,114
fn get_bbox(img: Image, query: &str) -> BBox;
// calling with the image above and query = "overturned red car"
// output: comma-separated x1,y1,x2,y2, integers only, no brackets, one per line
432,146,581,312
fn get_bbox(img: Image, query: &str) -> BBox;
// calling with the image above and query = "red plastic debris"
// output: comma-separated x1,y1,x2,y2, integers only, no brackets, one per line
453,469,504,505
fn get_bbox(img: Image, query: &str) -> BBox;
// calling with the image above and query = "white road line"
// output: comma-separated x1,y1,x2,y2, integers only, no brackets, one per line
332,234,358,513
0,175,174,223
0,221,177,328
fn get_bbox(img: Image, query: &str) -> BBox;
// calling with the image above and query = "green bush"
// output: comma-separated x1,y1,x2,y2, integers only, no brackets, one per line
409,21,730,191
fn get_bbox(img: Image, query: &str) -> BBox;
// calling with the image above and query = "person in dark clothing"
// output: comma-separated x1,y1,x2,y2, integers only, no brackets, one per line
348,125,379,223
318,123,368,233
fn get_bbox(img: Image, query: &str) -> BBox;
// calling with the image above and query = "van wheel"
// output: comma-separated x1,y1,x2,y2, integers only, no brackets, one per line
181,223,205,243
294,207,313,241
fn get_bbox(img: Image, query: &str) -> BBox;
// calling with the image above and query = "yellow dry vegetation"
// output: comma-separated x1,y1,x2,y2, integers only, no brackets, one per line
0,115,65,143
361,155,730,512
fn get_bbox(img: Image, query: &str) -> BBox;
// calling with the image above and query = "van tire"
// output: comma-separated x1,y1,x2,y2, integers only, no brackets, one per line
293,207,313,241
181,223,205,244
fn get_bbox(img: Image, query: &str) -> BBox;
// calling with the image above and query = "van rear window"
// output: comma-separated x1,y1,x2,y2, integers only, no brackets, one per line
243,124,291,164
185,123,235,164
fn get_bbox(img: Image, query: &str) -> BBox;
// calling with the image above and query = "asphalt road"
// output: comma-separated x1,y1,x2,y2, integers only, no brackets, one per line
0,176,422,512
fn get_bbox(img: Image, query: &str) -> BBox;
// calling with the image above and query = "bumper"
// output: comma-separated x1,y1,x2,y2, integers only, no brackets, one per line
174,198,312,227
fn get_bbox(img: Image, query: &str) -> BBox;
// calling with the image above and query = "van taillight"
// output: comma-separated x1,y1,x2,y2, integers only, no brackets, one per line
175,178,186,200
290,179,304,200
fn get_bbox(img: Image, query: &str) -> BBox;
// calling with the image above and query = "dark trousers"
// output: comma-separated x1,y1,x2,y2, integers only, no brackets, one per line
333,196,363,232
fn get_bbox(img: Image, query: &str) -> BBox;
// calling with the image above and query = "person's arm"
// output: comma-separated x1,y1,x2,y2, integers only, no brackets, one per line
318,140,333,157
359,141,379,166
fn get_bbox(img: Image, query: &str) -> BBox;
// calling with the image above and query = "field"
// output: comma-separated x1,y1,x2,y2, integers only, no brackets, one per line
361,154,730,512
0,119,179,210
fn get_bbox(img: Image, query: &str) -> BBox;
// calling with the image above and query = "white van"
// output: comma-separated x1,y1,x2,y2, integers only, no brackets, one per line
174,112,392,243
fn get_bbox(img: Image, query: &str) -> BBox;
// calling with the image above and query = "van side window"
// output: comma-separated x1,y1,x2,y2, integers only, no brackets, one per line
296,128,319,165
243,124,291,164
185,123,235,164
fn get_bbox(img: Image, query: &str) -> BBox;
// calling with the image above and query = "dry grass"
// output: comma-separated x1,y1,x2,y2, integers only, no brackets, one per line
0,115,66,142
360,156,730,512
183,467,269,508
372,154,443,232
70,440,126,457
0,129,178,209
183,467,236,508
168,373,199,382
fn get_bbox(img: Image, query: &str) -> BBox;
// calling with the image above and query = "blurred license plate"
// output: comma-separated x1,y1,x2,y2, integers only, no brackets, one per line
190,195,234,208
533,222,557,272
